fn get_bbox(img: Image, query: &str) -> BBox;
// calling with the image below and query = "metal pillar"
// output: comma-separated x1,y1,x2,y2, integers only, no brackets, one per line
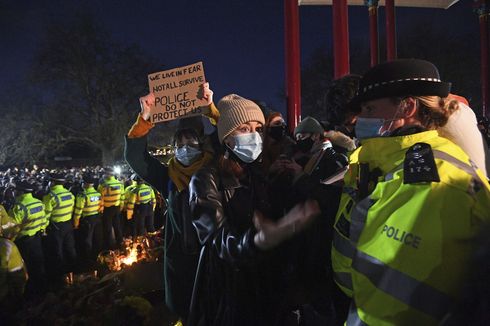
385,0,397,61
332,0,350,78
366,0,379,66
284,0,301,132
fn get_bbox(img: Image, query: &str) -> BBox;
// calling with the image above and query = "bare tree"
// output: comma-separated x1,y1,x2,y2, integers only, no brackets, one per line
30,12,158,165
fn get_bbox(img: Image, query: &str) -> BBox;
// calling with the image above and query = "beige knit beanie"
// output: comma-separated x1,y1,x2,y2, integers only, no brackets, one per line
217,94,265,143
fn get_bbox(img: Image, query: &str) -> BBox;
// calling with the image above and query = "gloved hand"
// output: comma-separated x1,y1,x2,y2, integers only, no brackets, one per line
253,199,320,250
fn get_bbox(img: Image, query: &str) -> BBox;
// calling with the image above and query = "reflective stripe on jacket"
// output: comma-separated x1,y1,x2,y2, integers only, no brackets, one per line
337,131,490,325
73,187,103,221
43,185,75,223
9,193,47,238
98,176,124,207
126,184,155,219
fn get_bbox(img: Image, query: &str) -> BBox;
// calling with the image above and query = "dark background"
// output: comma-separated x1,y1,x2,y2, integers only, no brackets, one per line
0,0,484,165
0,0,481,113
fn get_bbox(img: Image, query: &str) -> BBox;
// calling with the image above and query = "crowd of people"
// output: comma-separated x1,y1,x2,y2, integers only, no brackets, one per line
0,164,164,318
124,59,490,326
2,58,490,325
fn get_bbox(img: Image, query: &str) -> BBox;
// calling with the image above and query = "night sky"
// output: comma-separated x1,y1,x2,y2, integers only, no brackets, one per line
0,0,480,116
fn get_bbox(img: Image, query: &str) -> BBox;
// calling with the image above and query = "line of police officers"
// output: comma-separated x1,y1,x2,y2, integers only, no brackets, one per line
0,167,156,298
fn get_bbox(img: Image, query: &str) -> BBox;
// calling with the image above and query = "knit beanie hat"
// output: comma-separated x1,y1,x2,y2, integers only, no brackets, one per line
217,94,265,143
294,116,324,136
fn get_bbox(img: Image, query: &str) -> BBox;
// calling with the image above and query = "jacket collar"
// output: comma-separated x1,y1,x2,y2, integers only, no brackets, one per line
357,130,439,173
16,193,34,202
50,184,65,191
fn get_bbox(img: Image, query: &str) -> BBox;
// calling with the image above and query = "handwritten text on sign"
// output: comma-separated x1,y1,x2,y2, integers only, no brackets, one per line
148,62,208,123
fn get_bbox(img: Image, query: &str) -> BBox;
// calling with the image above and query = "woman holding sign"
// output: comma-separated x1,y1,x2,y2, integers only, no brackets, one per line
124,83,215,323
187,94,321,326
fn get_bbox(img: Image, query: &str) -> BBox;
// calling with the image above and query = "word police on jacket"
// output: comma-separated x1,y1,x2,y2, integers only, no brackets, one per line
381,225,422,249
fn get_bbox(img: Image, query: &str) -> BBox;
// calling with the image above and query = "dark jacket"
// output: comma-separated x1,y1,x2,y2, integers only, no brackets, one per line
124,135,200,320
188,163,287,326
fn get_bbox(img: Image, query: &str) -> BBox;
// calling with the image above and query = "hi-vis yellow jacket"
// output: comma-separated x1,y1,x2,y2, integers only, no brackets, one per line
43,185,75,224
126,183,155,220
0,238,26,301
73,186,104,223
123,181,137,212
98,176,124,208
331,130,490,325
9,193,47,238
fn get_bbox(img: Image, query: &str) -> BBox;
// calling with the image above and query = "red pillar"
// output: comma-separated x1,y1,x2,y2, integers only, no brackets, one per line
478,1,489,117
284,0,301,132
385,0,397,61
332,0,350,78
367,0,379,67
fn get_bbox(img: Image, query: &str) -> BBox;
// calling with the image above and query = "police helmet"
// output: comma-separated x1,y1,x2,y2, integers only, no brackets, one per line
14,180,35,193
50,172,66,183
130,173,142,182
82,174,97,184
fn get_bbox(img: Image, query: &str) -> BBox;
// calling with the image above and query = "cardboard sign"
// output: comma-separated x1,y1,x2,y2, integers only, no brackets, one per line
148,62,209,123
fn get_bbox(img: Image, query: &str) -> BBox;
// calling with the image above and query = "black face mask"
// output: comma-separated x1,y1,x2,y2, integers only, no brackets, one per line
296,137,314,153
268,125,286,141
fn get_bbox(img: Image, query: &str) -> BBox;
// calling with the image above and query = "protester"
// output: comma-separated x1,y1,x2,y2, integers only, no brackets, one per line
188,93,320,326
125,83,215,323
261,111,296,172
322,74,361,154
331,58,490,325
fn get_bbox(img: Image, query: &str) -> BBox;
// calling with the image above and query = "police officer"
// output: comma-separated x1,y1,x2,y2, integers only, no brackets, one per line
73,174,104,269
126,175,155,236
43,173,76,283
331,59,490,325
98,167,124,249
0,212,27,321
9,180,47,296
122,174,137,236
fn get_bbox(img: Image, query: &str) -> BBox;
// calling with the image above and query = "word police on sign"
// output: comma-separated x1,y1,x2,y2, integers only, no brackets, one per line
148,62,209,123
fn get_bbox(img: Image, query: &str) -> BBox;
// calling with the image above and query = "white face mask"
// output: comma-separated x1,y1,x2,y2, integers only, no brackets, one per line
228,132,263,163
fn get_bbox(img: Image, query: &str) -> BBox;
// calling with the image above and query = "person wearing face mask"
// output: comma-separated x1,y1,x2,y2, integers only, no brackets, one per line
124,83,215,324
188,94,321,326
322,74,361,154
261,111,296,173
330,59,490,325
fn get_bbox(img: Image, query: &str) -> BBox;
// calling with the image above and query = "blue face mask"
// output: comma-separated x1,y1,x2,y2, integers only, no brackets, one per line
229,132,263,163
354,117,385,140
175,145,202,166
356,104,405,140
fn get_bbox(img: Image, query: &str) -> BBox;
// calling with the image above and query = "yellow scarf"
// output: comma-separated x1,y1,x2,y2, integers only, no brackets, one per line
168,151,213,192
